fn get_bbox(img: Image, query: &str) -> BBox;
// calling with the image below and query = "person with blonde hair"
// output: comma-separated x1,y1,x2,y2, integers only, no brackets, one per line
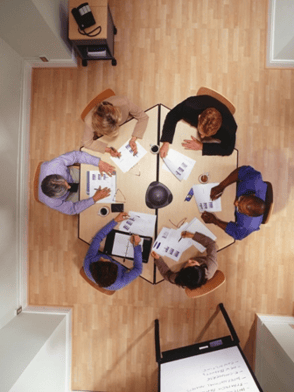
82,95,149,156
159,95,237,158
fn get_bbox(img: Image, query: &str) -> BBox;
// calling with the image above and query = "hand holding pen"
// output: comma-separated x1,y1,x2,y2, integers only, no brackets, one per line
106,146,121,158
179,231,194,242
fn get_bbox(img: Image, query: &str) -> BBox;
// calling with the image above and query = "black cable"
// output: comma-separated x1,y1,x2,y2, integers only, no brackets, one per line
78,25,102,37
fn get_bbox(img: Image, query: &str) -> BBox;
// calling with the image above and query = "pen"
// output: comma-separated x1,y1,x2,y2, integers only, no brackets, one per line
178,237,182,242
111,147,120,158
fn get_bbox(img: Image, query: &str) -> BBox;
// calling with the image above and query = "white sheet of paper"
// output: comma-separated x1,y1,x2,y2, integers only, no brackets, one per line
184,217,217,252
110,141,147,173
193,183,222,212
152,227,191,262
163,149,196,181
87,170,116,203
160,346,261,392
112,232,143,258
119,211,157,237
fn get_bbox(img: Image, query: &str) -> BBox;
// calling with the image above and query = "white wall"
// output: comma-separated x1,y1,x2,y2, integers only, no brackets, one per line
0,310,71,392
255,314,294,392
0,38,24,329
32,0,72,52
0,0,72,61
267,0,294,67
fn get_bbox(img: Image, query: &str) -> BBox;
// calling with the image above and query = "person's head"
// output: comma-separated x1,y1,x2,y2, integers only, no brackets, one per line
92,101,122,138
41,175,70,198
234,194,265,217
174,260,207,290
198,108,222,138
89,257,118,288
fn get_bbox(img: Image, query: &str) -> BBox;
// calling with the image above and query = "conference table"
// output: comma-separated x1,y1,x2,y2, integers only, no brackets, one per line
79,104,238,284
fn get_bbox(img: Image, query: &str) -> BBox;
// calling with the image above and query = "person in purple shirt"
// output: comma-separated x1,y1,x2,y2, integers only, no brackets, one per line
201,166,268,240
38,150,115,215
83,212,143,291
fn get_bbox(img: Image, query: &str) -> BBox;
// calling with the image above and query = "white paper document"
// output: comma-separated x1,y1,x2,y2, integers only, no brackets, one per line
184,218,217,252
87,171,116,203
119,211,157,237
193,183,222,212
163,149,196,181
112,232,143,258
110,141,147,173
152,227,189,262
152,218,217,259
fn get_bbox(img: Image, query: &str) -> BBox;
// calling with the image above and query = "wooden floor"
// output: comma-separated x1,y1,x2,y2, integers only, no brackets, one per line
29,0,294,391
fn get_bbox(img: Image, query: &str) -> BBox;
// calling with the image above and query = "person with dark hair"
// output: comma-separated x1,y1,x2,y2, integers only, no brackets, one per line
159,95,237,158
83,212,143,291
201,166,268,241
82,96,149,156
38,150,115,215
151,231,217,290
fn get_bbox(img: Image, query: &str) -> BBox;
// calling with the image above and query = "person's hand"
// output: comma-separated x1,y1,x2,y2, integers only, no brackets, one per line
201,211,217,224
93,186,111,202
181,231,194,239
151,250,160,259
159,142,169,158
129,137,138,155
98,160,116,176
210,184,224,201
130,234,141,246
114,212,129,223
105,147,121,158
182,136,203,151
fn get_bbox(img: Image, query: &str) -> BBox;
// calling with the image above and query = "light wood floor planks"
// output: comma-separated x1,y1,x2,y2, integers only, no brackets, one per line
29,0,294,390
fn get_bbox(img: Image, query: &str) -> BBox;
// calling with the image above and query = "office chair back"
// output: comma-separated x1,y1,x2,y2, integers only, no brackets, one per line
197,87,236,115
80,267,116,295
33,161,44,203
262,181,274,224
185,270,225,298
81,88,115,121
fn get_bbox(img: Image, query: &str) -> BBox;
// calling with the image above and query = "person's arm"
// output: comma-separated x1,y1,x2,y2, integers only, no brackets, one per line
126,99,149,140
160,101,187,144
210,167,239,201
85,212,129,257
117,237,143,287
152,252,177,284
202,128,236,157
192,233,218,280
201,212,228,232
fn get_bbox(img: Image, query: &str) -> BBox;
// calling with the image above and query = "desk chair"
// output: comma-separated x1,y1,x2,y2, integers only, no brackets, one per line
197,87,236,115
262,181,274,224
81,88,115,121
33,161,44,203
80,267,116,296
185,270,225,298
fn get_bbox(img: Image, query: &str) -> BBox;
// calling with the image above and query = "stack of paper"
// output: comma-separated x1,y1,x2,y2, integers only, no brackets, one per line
119,211,157,237
152,218,217,261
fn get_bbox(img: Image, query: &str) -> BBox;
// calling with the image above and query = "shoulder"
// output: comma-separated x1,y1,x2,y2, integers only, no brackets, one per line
238,165,262,180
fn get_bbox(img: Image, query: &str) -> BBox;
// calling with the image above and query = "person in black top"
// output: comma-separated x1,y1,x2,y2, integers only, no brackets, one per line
159,95,237,158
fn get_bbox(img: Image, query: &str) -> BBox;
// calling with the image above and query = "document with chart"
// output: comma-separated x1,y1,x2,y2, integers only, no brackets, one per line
110,141,147,173
193,183,222,212
86,171,117,203
162,149,196,181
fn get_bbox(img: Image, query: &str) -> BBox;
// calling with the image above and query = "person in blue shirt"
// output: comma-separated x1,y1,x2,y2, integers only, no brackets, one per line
201,166,268,241
83,212,143,290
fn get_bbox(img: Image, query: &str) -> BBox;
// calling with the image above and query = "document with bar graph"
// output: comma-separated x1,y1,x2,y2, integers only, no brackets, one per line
86,171,117,203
